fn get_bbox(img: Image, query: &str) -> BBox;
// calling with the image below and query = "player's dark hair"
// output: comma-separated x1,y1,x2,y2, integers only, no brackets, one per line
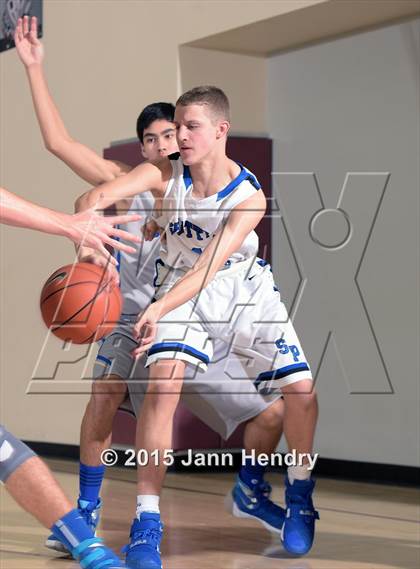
136,102,175,142
176,86,230,122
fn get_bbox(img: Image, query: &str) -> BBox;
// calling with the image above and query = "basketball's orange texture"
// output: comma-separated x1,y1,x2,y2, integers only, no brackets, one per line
40,262,122,344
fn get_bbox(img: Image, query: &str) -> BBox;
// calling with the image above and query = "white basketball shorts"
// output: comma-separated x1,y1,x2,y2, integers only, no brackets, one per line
146,258,312,394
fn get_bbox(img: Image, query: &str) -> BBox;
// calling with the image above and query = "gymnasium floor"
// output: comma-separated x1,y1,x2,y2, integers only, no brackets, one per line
1,458,418,569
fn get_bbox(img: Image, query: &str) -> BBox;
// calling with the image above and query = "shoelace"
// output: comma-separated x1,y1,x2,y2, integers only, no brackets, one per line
129,526,162,549
80,505,98,529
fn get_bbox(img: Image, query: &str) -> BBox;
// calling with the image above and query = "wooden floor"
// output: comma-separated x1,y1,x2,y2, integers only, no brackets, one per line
1,458,419,569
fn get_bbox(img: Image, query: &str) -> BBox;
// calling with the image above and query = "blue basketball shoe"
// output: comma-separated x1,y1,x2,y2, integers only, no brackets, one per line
281,477,319,555
123,513,163,569
45,498,102,554
226,476,285,533
71,537,124,568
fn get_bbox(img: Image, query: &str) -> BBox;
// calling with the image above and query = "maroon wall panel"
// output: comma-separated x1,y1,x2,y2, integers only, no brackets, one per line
226,137,272,262
104,141,145,169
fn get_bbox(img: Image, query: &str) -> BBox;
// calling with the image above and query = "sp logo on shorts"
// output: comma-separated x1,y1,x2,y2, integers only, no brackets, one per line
275,338,300,362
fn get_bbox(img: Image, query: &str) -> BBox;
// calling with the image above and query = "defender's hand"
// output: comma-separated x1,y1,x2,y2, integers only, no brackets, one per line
69,207,142,260
79,253,120,290
14,16,44,68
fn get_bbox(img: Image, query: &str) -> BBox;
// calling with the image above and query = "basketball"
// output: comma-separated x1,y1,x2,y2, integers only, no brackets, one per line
40,262,122,344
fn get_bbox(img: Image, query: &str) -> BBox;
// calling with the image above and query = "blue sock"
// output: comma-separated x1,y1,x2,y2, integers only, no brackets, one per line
79,462,105,504
51,508,94,552
239,458,266,488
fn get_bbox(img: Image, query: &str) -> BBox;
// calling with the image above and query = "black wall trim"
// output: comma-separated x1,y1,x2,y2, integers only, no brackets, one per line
24,441,419,487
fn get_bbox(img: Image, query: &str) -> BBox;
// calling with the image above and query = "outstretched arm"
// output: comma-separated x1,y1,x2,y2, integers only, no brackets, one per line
74,160,167,261
132,190,267,354
75,160,167,213
15,15,130,186
0,187,142,262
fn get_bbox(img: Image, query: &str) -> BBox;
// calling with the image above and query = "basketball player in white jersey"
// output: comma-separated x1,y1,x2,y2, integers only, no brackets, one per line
16,15,289,559
0,185,144,569
75,86,319,567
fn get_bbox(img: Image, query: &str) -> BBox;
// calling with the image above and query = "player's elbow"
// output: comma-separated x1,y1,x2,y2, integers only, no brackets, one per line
44,134,69,155
74,189,95,212
74,192,87,212
44,136,58,153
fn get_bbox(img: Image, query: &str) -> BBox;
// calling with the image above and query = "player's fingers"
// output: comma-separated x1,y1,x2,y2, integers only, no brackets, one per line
106,213,142,225
107,237,137,254
23,15,29,36
137,323,156,344
139,334,155,346
30,16,37,37
105,272,119,292
107,227,141,242
133,319,147,340
106,252,118,266
92,241,116,267
131,343,152,358
132,324,141,341
30,20,40,46
97,243,115,262
104,264,120,288
15,18,23,42
90,231,121,251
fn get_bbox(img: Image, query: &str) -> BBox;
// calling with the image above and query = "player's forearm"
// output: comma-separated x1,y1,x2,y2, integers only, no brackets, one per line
0,187,72,238
26,63,70,151
155,231,236,318
156,265,213,318
25,65,119,186
75,162,164,216
154,196,266,319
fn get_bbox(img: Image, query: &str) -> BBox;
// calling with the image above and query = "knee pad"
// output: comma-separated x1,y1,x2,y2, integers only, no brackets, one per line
0,424,36,483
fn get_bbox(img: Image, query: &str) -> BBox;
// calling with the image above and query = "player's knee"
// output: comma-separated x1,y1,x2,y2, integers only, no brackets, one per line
90,376,127,412
146,378,183,399
283,379,317,411
256,400,284,431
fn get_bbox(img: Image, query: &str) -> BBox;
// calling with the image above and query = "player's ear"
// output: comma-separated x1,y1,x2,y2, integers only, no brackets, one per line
216,120,230,139
140,143,147,159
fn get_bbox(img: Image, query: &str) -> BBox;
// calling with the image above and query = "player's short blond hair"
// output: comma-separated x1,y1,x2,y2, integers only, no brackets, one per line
176,86,230,122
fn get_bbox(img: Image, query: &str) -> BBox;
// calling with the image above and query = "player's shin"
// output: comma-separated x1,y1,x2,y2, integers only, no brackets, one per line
135,360,185,498
281,379,319,555
124,360,184,569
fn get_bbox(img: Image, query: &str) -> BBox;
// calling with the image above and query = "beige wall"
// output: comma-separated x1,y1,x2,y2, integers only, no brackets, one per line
179,46,267,135
0,0,286,443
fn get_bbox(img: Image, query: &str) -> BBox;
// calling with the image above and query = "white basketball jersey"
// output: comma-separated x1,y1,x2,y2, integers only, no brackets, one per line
115,192,160,314
159,153,261,270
